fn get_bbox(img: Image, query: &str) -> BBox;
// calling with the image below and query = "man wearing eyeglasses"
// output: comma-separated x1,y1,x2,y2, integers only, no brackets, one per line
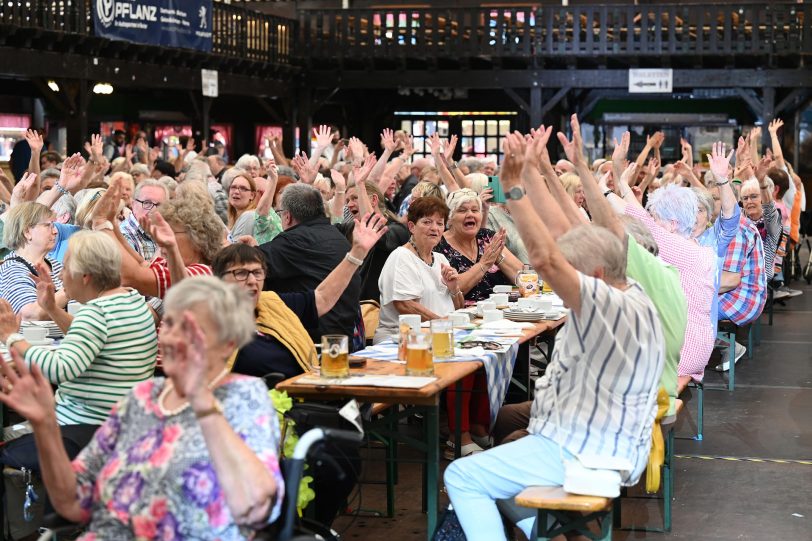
119,180,168,260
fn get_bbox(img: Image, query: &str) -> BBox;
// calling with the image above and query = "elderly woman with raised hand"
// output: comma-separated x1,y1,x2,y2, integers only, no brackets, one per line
466,174,530,265
0,277,283,539
375,197,463,343
0,202,68,319
0,230,157,425
740,176,782,283
437,188,523,303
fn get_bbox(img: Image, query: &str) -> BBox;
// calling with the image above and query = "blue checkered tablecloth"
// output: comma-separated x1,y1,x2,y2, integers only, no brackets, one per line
354,331,520,427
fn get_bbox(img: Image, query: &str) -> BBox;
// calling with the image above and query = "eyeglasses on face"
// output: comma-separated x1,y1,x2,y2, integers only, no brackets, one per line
230,185,254,193
224,268,266,282
34,220,56,229
134,198,160,210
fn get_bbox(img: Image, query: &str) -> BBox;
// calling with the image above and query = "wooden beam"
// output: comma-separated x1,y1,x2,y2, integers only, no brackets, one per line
539,86,571,119
735,88,764,118
504,88,530,115
775,89,812,117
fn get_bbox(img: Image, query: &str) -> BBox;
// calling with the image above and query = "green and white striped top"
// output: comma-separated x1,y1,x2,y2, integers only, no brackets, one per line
25,289,158,425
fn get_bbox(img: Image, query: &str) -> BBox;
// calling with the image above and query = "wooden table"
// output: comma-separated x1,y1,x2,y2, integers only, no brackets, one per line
277,360,481,540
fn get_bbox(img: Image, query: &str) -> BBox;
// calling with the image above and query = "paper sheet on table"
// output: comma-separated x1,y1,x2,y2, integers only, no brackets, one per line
294,375,436,388
478,319,536,331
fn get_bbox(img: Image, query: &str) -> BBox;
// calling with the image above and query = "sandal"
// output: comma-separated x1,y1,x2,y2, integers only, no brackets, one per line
444,440,484,460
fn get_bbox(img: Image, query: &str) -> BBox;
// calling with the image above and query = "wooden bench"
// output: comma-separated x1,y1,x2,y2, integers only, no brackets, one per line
514,486,614,541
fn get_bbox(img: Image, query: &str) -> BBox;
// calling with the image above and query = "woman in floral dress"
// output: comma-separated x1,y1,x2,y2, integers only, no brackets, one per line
0,277,284,540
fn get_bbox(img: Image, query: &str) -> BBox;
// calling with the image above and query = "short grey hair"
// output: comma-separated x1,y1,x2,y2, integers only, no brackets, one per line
41,168,61,181
446,188,481,215
65,231,121,290
2,202,53,250
557,224,627,284
235,154,260,171
158,176,178,196
130,164,150,178
465,173,489,194
619,215,659,257
53,194,77,223
221,167,249,192
692,188,714,221
185,160,212,183
645,184,700,239
459,157,484,173
134,179,169,201
280,183,325,223
163,276,255,349
741,178,761,196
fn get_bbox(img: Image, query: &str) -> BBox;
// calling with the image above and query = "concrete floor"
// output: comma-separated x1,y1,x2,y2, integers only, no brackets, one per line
332,275,812,541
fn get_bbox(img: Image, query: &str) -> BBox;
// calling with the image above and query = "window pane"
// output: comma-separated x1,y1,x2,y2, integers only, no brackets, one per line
474,120,486,136
438,121,449,136
486,137,499,153
474,137,486,153
462,121,474,136
461,137,473,154
499,120,511,135
487,120,498,135
413,121,424,137
425,121,437,136
401,120,412,132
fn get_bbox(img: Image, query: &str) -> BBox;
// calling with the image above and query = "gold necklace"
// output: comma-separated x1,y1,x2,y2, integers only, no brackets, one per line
157,367,231,416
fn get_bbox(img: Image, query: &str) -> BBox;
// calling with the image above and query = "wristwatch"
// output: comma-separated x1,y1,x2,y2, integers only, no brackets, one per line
448,161,458,171
345,252,364,266
504,186,526,201
194,398,224,420
4,333,25,349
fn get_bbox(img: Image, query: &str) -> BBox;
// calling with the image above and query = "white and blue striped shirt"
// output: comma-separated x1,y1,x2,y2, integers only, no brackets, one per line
0,252,64,314
528,273,665,485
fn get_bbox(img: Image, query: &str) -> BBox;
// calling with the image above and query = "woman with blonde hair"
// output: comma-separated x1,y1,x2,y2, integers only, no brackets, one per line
559,172,589,221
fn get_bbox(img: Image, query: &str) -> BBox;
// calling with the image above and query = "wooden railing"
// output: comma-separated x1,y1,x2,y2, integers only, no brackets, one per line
298,3,811,61
0,0,294,65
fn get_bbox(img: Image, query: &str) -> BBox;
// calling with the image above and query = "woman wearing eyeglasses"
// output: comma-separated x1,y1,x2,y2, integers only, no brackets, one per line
211,212,387,379
224,167,283,244
0,202,68,319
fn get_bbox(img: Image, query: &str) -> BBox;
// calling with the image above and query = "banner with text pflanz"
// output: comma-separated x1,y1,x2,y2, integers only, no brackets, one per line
94,0,212,52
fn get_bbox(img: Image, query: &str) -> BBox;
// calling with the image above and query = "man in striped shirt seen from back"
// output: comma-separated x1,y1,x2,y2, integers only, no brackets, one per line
0,231,157,436
444,131,665,541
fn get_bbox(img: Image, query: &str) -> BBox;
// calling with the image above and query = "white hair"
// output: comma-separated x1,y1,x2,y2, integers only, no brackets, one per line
465,173,489,194
65,231,121,290
163,276,255,349
221,167,249,192
645,184,700,239
52,194,76,223
235,154,260,171
446,188,481,215
557,224,627,284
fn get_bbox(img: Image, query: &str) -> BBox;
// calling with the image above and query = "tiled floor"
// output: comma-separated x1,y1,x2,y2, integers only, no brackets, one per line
331,276,812,541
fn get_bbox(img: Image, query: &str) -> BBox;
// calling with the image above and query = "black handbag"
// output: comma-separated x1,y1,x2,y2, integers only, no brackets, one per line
432,505,467,541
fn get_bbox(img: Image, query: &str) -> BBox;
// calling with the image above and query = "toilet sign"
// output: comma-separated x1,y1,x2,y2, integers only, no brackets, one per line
628,69,673,93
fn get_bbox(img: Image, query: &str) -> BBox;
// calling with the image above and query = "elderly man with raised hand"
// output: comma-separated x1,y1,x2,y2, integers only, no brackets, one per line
119,179,168,261
444,132,665,541
260,183,363,349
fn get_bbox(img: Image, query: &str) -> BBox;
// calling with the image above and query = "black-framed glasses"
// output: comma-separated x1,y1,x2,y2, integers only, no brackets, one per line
229,185,254,193
134,198,160,211
457,340,502,351
224,268,266,282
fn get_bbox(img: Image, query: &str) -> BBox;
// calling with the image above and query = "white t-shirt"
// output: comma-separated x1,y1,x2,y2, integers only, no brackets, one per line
376,246,454,341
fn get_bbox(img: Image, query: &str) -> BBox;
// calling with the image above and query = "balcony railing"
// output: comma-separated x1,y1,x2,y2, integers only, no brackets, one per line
298,3,811,61
0,0,294,65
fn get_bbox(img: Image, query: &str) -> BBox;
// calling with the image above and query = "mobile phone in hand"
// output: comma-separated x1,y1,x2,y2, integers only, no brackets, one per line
488,176,506,204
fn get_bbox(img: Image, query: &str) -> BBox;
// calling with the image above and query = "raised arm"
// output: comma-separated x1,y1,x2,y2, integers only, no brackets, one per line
767,118,786,170
371,129,398,194
328,169,347,221
431,134,461,192
309,125,333,168
611,131,630,189
532,124,588,228
25,129,44,178
502,132,583,315
707,141,738,220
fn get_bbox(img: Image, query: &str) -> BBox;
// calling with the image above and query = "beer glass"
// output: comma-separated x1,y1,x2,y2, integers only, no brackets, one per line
321,335,349,378
406,331,434,376
430,319,454,360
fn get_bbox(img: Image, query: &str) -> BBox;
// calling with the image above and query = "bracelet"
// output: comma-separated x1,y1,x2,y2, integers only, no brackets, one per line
451,289,463,297
716,180,730,186
194,399,224,420
448,162,458,171
603,190,613,198
496,255,505,265
55,183,70,196
479,263,488,274
345,252,364,266
335,190,346,194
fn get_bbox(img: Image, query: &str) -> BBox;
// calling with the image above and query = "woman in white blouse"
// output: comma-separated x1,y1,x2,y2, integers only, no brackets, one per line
375,196,463,343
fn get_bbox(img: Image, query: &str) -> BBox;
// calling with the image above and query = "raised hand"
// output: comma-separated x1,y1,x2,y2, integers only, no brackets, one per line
612,132,630,163
124,144,134,163
619,162,639,187
348,137,365,161
500,133,526,188
0,299,21,344
329,169,347,194
402,134,415,158
185,137,196,153
648,131,665,150
24,129,44,154
556,114,585,166
381,128,398,154
140,211,177,249
429,133,442,156
680,137,693,166
33,262,58,313
314,125,332,149
445,134,458,161
356,153,377,183
352,212,388,254
527,125,553,171
90,134,103,163
165,312,210,402
149,147,160,164
92,179,121,224
59,153,87,193
646,157,660,178
768,118,784,134
707,141,734,181
10,172,38,206
0,347,56,427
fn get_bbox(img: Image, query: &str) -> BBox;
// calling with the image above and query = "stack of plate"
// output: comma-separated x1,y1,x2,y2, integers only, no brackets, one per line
21,321,62,339
503,309,547,322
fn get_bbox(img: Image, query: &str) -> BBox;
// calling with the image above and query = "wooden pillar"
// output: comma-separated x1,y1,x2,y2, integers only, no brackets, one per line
284,96,297,158
762,87,775,148
297,86,312,155
64,79,89,155
530,85,542,128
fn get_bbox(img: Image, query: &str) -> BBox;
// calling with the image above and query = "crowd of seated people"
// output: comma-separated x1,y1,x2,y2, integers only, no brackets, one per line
0,114,804,539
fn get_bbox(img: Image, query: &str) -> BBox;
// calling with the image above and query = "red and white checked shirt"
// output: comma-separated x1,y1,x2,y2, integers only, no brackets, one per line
149,257,213,299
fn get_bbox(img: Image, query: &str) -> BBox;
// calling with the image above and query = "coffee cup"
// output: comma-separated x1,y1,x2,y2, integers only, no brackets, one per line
67,301,83,316
483,309,503,323
398,314,422,331
538,298,554,312
450,312,470,327
477,300,496,317
22,326,47,343
489,293,509,308
517,297,535,310
492,285,513,294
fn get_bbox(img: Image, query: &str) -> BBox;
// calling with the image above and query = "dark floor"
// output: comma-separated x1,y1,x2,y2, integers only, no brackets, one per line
332,273,812,541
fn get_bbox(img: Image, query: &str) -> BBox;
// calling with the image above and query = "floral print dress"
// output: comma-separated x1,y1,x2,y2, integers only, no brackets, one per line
71,376,284,540
436,228,512,303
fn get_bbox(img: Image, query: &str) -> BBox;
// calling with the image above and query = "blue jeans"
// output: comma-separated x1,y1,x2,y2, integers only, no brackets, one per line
443,433,573,541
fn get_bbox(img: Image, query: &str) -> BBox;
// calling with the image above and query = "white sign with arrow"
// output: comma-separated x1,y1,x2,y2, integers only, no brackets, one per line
628,69,673,93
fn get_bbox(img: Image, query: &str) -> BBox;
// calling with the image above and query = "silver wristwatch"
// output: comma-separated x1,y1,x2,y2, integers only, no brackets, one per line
4,333,25,349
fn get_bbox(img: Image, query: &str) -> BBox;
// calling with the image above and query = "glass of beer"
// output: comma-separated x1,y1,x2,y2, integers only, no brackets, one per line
430,319,454,360
321,335,349,378
406,331,434,376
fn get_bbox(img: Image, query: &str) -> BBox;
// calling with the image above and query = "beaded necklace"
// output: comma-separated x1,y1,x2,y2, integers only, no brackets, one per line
408,237,434,267
157,367,230,416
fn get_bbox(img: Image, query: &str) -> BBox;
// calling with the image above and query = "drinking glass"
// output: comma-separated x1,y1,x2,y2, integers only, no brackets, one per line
406,331,434,376
321,335,349,378
430,319,454,360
